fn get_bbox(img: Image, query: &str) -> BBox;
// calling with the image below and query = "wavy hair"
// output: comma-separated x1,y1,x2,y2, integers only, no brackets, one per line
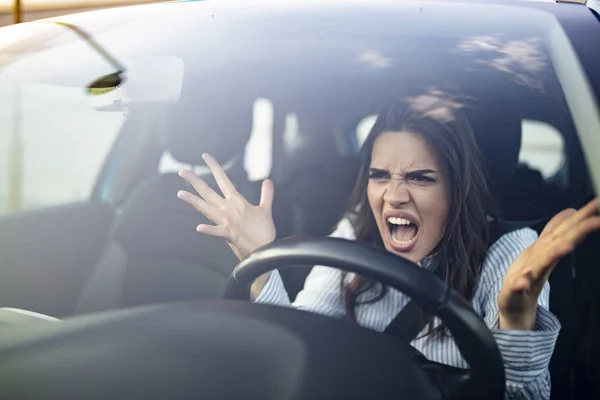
341,95,493,340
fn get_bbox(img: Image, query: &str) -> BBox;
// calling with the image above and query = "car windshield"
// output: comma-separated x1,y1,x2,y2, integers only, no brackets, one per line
1,0,599,313
1,1,597,218
2,2,600,399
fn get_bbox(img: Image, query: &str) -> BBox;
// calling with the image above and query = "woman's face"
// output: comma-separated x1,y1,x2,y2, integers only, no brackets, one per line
367,131,450,263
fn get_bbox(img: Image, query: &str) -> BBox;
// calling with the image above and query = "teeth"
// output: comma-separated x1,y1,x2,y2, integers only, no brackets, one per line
387,216,418,247
387,217,412,226
392,236,416,245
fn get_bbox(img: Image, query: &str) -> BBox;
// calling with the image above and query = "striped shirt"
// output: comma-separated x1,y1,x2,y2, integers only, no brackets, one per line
255,217,561,400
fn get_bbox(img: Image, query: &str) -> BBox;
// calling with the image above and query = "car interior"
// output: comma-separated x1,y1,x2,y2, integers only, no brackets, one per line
1,3,600,398
69,83,598,399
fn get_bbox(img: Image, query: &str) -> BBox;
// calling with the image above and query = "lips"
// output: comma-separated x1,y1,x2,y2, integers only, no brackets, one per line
384,211,419,253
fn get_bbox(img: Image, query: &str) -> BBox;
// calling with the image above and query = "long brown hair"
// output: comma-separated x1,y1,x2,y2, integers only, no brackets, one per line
341,95,492,340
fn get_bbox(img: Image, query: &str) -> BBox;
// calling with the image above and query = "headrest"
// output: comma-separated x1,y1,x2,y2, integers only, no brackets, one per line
279,98,522,211
160,78,254,166
465,100,522,199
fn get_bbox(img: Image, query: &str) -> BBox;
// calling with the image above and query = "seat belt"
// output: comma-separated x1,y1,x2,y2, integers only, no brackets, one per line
383,219,529,341
384,266,444,342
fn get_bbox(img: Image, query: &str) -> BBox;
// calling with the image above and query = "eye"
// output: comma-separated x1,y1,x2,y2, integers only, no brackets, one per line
406,172,436,183
369,168,389,180
410,175,434,182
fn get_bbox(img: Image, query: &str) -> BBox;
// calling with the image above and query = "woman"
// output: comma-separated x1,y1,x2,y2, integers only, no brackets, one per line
177,99,600,399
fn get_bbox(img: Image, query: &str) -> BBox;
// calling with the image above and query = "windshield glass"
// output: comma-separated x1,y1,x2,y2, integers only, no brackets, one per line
2,3,600,397
1,0,596,219
0,1,598,309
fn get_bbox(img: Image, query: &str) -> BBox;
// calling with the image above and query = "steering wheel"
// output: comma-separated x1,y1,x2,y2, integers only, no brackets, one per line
0,238,505,400
225,237,506,399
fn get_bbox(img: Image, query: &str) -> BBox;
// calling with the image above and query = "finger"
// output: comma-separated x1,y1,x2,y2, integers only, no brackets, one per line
562,215,600,248
540,208,576,237
554,198,599,236
178,169,224,206
202,153,237,198
196,224,230,240
259,179,274,213
529,240,573,282
177,190,222,224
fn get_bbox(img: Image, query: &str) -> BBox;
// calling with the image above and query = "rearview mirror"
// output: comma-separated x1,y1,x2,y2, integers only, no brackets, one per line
87,71,124,96
90,56,185,111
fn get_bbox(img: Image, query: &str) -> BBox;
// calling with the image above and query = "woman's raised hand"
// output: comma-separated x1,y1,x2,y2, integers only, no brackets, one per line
177,153,276,261
498,198,600,330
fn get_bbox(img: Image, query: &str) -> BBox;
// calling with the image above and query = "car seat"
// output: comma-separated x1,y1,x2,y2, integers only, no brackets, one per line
277,101,524,300
275,101,587,399
76,88,293,313
462,106,587,400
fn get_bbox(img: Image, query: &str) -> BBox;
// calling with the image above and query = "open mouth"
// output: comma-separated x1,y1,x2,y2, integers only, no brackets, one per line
386,216,419,251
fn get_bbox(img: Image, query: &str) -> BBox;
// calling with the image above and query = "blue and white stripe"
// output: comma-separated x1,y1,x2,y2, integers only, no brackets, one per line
255,217,561,400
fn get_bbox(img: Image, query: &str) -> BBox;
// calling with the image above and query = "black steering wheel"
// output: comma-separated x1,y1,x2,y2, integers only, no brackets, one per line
0,238,504,400
224,237,506,399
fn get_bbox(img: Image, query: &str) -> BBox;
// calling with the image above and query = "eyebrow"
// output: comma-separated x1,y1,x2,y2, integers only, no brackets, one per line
405,169,437,175
369,167,438,174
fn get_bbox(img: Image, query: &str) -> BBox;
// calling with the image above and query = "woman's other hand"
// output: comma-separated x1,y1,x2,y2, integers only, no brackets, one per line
498,198,600,330
177,153,276,261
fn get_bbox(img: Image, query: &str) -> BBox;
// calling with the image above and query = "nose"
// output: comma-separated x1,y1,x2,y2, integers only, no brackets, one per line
383,180,410,207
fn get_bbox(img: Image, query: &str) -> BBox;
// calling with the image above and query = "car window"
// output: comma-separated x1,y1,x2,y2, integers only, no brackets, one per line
519,120,565,180
355,115,377,149
0,85,125,216
0,22,127,216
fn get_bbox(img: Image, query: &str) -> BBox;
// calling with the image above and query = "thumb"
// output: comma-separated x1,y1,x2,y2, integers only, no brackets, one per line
259,179,274,213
